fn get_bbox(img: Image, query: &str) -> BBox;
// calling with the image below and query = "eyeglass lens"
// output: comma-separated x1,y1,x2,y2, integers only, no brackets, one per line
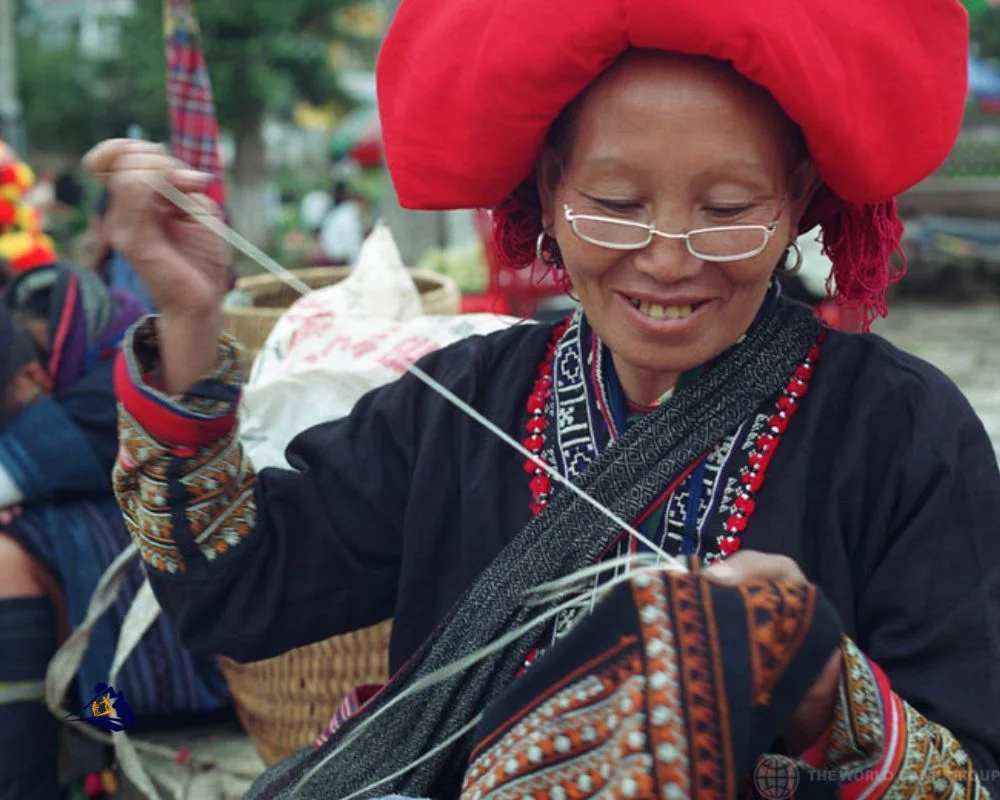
571,217,768,258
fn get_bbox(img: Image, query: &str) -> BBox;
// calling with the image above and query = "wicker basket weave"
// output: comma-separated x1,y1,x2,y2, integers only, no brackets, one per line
219,265,459,765
219,622,393,766
223,266,461,357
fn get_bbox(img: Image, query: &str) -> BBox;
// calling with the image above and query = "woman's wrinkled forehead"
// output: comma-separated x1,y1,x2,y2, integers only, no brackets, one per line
549,50,805,180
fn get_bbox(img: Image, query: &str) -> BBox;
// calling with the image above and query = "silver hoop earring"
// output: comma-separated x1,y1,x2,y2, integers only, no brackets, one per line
781,241,804,275
536,231,548,265
536,231,562,268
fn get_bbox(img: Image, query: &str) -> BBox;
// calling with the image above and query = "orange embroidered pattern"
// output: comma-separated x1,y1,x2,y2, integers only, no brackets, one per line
737,579,816,706
113,324,259,573
114,411,259,573
666,573,736,797
462,647,655,799
630,573,690,797
826,638,990,799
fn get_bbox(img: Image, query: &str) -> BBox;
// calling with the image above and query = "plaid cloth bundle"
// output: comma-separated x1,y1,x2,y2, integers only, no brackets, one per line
163,0,227,211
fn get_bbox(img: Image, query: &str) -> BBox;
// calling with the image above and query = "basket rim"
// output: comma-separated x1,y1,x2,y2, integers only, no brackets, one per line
235,266,458,299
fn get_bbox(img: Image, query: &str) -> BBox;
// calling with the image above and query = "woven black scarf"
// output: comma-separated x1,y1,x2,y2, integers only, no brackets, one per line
247,298,822,800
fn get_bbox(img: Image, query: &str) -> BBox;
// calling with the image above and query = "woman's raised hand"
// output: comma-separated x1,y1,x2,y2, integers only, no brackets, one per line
83,139,231,319
83,139,231,394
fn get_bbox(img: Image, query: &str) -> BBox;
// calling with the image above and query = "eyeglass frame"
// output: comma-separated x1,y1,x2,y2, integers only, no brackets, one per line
562,198,786,263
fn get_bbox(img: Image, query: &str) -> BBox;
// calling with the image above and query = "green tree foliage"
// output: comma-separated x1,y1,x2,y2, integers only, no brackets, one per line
18,0,376,244
112,0,373,140
114,0,376,245
973,6,1000,61
16,29,149,157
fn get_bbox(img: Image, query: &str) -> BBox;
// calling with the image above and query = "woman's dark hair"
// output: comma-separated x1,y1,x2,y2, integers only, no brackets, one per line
489,94,592,271
491,63,809,274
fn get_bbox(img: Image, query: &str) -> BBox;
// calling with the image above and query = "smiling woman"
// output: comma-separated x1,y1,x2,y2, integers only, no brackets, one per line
85,0,1000,797
530,53,808,403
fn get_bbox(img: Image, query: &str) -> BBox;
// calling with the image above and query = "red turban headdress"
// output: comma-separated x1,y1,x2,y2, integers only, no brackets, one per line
376,0,969,326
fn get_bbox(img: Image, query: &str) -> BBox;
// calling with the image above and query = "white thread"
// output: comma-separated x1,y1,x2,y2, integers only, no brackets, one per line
523,552,684,607
146,174,683,568
150,177,313,296
290,588,611,796
407,364,668,557
144,175,695,798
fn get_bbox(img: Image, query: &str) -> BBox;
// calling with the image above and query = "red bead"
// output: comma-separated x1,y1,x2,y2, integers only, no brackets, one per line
795,365,814,381
719,536,741,557
526,416,549,434
734,495,756,515
728,515,749,533
526,395,545,414
778,395,795,412
768,415,788,434
523,435,544,452
523,459,544,474
756,434,776,452
529,475,552,495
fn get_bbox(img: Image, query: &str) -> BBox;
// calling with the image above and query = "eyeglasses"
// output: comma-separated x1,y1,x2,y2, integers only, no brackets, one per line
563,201,784,263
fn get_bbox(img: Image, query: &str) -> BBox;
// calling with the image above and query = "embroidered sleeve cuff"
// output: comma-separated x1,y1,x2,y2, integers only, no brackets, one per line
114,316,247,448
823,638,903,798
825,637,988,799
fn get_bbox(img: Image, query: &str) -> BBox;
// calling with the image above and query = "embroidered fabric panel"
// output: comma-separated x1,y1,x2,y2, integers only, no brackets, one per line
653,571,736,795
115,410,259,574
114,318,258,574
660,421,751,555
465,571,833,800
463,651,654,799
823,637,990,799
737,581,816,707
541,310,601,483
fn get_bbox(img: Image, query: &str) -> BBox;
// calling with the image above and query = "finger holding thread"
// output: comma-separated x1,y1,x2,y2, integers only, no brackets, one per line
83,138,170,179
97,137,684,566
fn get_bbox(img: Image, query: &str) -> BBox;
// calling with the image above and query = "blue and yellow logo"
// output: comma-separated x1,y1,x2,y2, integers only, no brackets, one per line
66,683,137,733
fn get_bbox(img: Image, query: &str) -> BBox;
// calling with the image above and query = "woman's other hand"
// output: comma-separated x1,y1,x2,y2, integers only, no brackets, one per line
83,139,232,393
705,550,842,756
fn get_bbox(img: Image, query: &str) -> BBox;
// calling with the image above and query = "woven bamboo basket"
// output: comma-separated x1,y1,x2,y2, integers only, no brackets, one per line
219,265,459,765
222,266,461,357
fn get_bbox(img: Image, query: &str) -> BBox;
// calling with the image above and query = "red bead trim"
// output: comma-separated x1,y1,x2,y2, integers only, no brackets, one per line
716,332,826,558
522,322,826,560
524,321,569,517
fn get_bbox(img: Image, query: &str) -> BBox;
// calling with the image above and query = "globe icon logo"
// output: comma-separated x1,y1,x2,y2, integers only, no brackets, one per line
753,754,800,800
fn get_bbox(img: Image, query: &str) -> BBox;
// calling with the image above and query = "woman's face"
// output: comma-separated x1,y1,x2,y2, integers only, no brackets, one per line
539,51,816,404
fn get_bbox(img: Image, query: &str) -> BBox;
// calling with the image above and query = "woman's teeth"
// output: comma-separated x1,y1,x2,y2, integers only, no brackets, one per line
631,299,693,320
